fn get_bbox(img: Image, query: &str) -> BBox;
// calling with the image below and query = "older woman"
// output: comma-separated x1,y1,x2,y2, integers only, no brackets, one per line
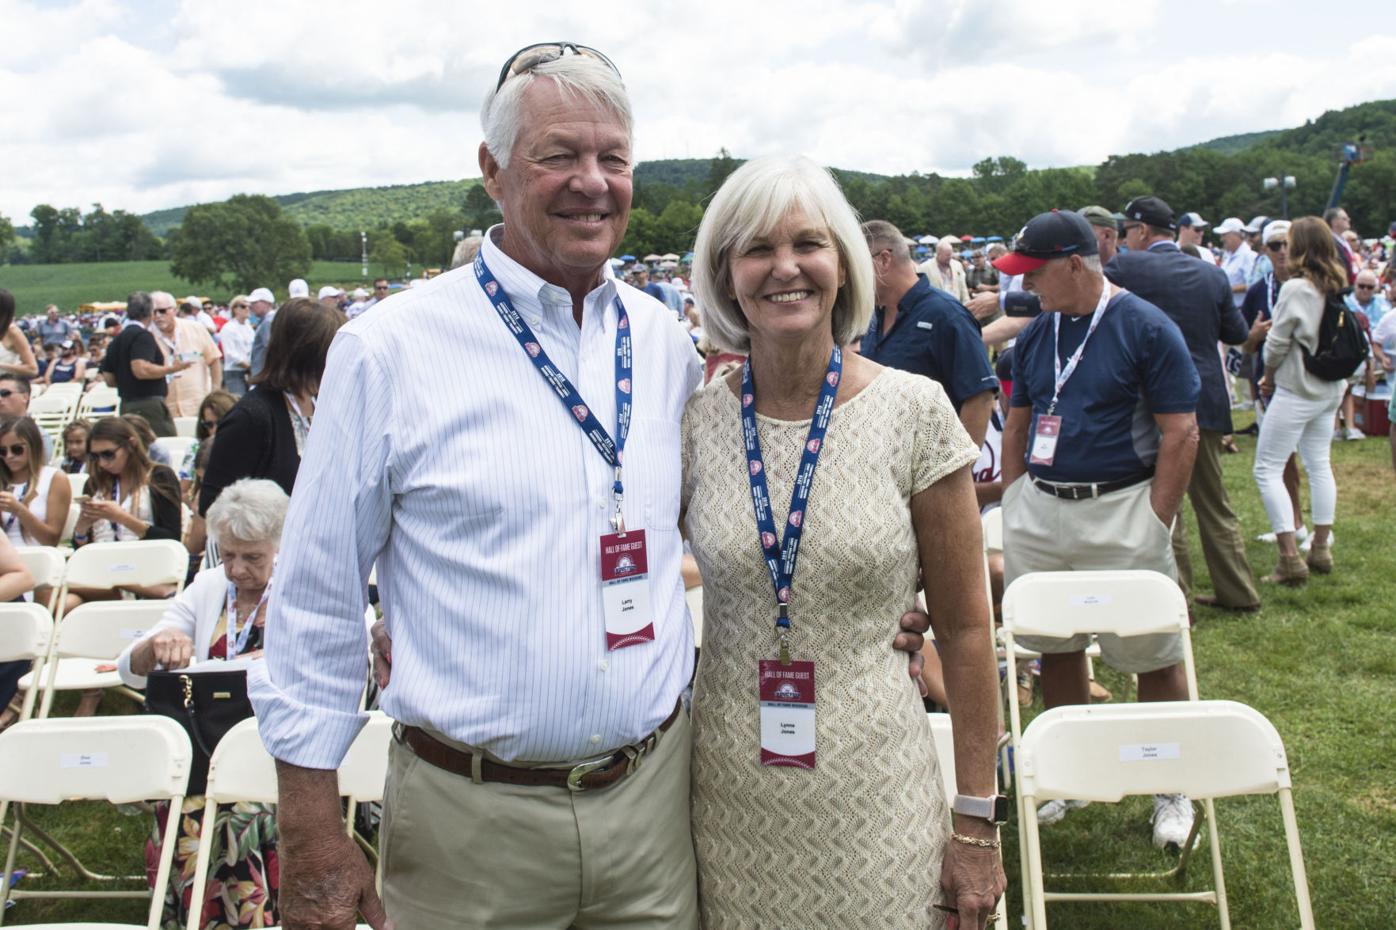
118,478,289,930
683,155,1005,929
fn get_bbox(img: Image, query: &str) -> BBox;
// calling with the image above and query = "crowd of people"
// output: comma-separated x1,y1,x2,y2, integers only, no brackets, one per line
0,38,1388,930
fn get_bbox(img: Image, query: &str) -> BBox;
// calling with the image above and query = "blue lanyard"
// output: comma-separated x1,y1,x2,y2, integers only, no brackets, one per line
110,478,122,538
741,346,842,663
474,255,634,530
3,481,27,533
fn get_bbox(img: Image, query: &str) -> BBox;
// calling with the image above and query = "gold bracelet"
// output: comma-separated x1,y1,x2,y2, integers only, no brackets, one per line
951,832,1001,849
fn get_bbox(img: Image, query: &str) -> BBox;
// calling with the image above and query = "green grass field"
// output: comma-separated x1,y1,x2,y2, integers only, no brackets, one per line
4,413,1394,927
0,260,382,317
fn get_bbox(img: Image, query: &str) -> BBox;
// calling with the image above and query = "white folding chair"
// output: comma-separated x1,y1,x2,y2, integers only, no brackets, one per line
927,713,1010,927
66,472,88,497
0,716,192,929
1001,569,1211,928
172,417,198,439
78,385,120,418
25,600,171,720
685,585,704,649
54,540,189,616
58,503,80,549
14,545,67,616
185,713,392,930
0,603,52,726
152,436,196,468
1017,700,1315,929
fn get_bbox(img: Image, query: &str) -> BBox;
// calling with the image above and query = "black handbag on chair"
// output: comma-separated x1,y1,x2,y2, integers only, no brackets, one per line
145,668,253,794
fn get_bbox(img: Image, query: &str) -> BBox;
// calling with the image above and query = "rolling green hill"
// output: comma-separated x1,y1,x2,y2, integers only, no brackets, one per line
140,179,483,236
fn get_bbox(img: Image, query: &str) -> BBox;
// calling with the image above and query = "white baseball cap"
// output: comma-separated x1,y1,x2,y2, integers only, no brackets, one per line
318,285,343,299
351,287,369,299
1213,217,1247,235
288,278,310,299
247,287,275,304
1262,220,1291,245
1178,212,1209,228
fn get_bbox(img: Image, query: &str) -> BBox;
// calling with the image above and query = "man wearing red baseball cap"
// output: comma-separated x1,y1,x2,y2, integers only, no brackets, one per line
993,210,1205,851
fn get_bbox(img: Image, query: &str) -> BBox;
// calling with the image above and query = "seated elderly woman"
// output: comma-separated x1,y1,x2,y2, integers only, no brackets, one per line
118,478,289,930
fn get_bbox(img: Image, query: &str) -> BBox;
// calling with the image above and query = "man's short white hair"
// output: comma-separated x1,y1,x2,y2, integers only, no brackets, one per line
149,290,175,309
206,478,289,547
480,52,632,170
692,155,874,354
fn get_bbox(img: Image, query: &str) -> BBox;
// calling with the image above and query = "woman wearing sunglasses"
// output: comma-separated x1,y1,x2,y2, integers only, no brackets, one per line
0,416,72,592
67,417,183,613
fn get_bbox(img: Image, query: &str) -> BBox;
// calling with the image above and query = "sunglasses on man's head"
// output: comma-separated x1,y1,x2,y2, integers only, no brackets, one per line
495,42,620,92
90,448,121,462
2,444,26,458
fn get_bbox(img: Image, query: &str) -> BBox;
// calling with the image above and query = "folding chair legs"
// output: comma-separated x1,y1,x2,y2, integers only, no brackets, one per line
184,796,220,930
1278,789,1317,930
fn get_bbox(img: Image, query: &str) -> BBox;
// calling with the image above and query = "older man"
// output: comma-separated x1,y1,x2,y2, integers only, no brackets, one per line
247,286,276,378
919,239,971,304
252,44,930,930
1078,205,1119,265
149,290,221,417
1111,196,1260,613
862,220,997,445
99,291,189,437
1346,269,1390,327
993,210,1202,850
1214,217,1256,308
36,305,73,349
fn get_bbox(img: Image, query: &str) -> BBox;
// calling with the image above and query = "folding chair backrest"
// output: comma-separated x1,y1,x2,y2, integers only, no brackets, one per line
981,507,1003,553
0,603,52,664
926,713,957,800
205,718,279,804
66,471,89,497
152,436,196,467
43,382,82,396
173,416,198,439
60,503,80,546
15,545,66,590
54,600,173,661
0,716,191,804
337,712,392,801
1002,569,1187,639
1019,700,1290,803
61,539,189,591
28,393,74,417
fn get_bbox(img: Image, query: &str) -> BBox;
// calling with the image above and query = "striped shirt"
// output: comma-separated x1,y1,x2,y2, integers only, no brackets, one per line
249,230,702,768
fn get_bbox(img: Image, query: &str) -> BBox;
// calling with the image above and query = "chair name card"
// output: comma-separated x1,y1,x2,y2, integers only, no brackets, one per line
60,752,109,769
1119,742,1181,762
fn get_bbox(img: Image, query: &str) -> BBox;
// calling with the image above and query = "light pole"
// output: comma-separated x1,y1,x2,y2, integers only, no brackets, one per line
360,231,368,278
1262,175,1296,220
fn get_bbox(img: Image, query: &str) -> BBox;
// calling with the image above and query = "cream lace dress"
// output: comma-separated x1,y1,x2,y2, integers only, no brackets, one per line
681,368,979,929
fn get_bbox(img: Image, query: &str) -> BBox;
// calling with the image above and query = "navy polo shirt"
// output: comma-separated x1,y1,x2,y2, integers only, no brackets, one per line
860,275,997,410
1010,291,1199,483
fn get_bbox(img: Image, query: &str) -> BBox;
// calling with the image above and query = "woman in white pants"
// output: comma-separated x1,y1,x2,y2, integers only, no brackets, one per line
1253,216,1350,585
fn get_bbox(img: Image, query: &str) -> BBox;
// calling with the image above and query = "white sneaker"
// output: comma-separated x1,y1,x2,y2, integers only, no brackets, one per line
1151,793,1196,851
1300,529,1332,554
1036,798,1090,825
1345,427,1366,441
1257,525,1307,544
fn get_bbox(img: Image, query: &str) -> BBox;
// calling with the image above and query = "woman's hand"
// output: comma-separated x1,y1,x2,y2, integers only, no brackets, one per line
0,491,22,516
938,839,1007,929
370,618,392,691
81,499,125,522
148,629,194,671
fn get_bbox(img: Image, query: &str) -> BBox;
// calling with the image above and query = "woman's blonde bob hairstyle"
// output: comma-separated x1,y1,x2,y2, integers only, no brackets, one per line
692,155,874,353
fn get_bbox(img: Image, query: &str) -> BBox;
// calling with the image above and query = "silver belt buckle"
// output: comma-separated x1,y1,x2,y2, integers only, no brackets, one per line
566,752,618,792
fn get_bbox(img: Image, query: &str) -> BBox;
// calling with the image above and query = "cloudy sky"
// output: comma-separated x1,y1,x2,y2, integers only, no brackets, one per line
5,0,1395,222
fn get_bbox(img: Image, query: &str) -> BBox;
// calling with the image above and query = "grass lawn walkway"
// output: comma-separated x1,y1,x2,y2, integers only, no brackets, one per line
5,414,1395,927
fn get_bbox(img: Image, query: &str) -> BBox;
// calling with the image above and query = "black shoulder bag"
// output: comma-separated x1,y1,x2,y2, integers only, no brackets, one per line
145,669,253,795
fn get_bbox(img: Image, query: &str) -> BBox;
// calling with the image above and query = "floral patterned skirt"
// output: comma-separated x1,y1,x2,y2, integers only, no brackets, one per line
146,798,279,930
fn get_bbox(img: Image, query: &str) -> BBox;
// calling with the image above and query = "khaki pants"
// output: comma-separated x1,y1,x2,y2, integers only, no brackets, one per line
1003,475,1185,674
381,711,699,930
1170,429,1260,608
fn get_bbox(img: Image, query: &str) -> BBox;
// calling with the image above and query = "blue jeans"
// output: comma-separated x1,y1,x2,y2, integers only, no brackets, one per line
224,368,249,397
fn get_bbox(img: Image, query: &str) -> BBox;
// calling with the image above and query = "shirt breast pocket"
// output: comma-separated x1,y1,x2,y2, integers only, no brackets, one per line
624,416,681,531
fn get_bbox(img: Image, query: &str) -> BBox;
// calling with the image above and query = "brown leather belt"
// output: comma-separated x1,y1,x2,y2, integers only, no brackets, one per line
397,701,682,793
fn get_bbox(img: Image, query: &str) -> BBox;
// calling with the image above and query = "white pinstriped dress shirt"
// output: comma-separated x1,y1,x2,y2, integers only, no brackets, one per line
248,230,703,768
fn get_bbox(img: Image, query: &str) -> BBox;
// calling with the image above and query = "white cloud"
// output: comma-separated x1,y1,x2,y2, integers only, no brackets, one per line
2,0,1395,222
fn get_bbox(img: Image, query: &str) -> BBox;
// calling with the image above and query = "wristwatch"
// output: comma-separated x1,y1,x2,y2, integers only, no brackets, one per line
952,793,1011,825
